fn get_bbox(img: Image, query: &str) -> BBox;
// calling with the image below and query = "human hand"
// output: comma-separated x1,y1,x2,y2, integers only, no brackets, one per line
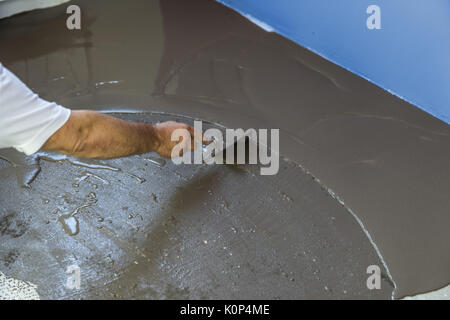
153,121,209,158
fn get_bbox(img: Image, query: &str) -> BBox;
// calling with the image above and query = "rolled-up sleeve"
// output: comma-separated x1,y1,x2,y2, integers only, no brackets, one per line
0,63,71,155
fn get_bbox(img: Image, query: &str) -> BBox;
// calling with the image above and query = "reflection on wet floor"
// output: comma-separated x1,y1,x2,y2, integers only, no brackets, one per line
0,149,120,188
0,113,394,299
0,0,448,298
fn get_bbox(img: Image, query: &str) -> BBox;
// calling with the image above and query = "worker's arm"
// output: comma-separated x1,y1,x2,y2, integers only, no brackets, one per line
0,63,200,158
42,110,199,159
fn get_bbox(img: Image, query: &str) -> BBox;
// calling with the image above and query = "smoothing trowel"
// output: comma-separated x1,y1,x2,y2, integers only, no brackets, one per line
202,134,250,164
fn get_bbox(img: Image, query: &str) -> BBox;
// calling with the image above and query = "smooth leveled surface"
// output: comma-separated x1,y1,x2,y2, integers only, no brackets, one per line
0,0,448,299
219,0,450,124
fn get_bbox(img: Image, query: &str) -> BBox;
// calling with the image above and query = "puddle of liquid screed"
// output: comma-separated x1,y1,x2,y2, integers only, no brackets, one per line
0,0,448,299
0,149,120,188
57,190,98,236
58,214,80,236
0,112,394,299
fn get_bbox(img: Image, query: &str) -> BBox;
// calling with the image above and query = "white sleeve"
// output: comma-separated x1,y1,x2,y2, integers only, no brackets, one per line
0,63,71,155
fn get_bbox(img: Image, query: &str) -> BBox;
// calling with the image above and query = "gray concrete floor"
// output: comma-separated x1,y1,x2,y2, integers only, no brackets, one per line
0,113,394,299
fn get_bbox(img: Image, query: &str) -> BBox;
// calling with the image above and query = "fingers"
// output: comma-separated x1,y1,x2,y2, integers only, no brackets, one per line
159,121,213,157
178,123,210,151
202,135,212,145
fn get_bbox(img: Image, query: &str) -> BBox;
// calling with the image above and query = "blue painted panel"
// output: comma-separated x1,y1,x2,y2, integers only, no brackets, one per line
217,0,450,124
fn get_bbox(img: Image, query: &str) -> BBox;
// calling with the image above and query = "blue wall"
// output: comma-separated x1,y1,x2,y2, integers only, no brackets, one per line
217,0,450,124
